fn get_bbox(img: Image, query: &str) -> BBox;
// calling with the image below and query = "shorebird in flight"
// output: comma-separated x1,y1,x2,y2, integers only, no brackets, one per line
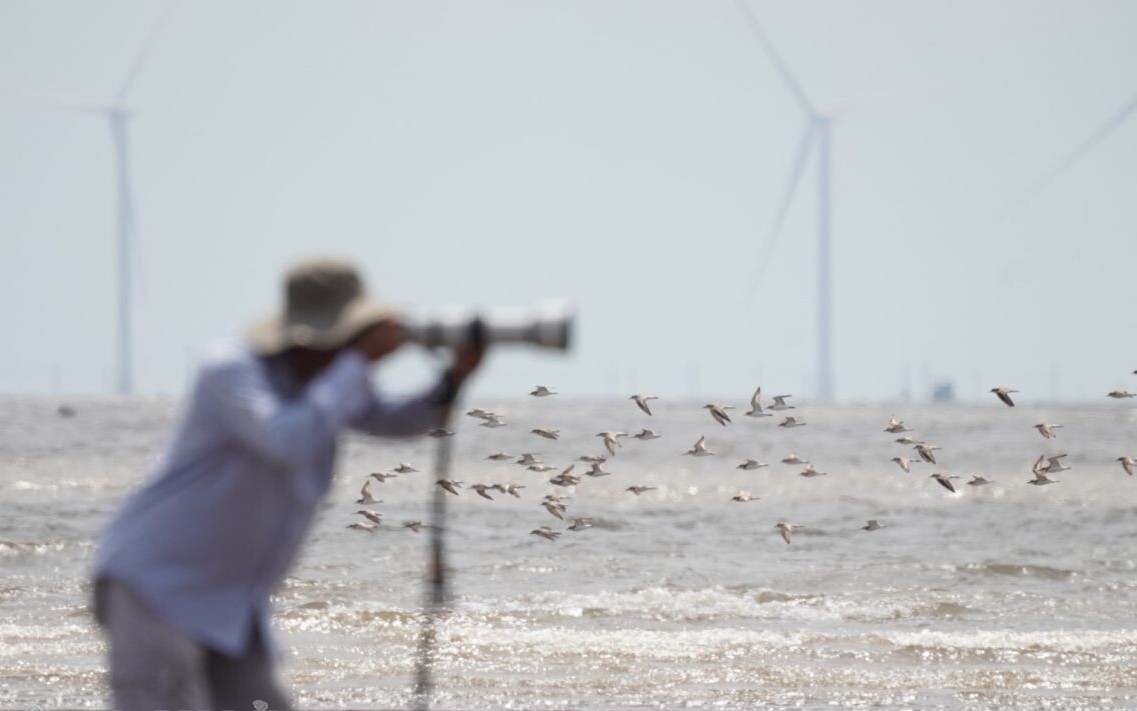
356,480,381,504
967,475,994,486
393,463,418,474
778,416,806,429
768,395,795,411
737,458,768,471
527,464,557,473
495,483,525,498
530,427,560,440
1117,456,1136,476
704,403,734,426
884,416,913,433
436,479,463,495
486,452,512,461
530,385,557,397
798,464,827,478
479,416,507,428
466,407,495,420
990,387,1018,407
566,517,594,532
549,471,581,487
596,431,626,456
1108,390,1136,399
516,453,542,466
531,526,561,541
625,485,656,495
915,443,941,465
403,521,429,533
931,473,960,493
731,491,758,502
630,394,659,416
890,456,920,473
347,522,377,533
1034,422,1063,439
470,484,496,500
895,435,924,446
862,520,882,531
1040,453,1070,474
585,462,612,477
356,509,383,526
781,453,809,465
369,472,399,483
1028,470,1060,486
684,435,714,456
578,454,607,464
745,387,772,417
775,522,802,544
631,428,661,440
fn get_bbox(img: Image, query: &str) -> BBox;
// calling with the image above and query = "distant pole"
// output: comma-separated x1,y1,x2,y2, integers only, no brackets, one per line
816,116,834,401
109,109,134,395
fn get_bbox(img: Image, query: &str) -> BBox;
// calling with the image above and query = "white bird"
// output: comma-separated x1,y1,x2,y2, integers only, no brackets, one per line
731,491,758,502
530,385,557,397
774,522,802,544
629,394,659,416
778,416,806,428
578,454,608,464
531,427,560,440
498,483,525,498
745,387,772,417
780,453,809,465
393,463,418,474
527,464,556,473
1028,470,1059,486
895,436,924,446
990,387,1018,407
631,428,661,440
1034,422,1063,439
684,435,714,456
566,517,594,532
736,458,768,471
1042,453,1070,473
768,395,795,411
704,403,734,426
1117,456,1136,476
596,431,626,456
479,416,507,428
1108,390,1137,399
356,480,381,504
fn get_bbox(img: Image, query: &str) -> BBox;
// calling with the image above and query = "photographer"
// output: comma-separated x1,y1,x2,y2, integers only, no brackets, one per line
91,258,483,711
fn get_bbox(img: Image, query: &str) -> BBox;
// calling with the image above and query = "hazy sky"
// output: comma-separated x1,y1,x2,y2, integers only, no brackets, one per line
1,1,1134,403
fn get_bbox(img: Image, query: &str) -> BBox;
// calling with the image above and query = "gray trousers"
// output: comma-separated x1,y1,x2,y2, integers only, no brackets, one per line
94,578,292,711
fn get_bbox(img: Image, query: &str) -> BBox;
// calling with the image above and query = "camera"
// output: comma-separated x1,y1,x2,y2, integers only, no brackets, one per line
402,301,573,351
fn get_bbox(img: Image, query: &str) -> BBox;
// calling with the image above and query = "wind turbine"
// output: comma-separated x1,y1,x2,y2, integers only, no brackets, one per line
735,0,835,401
88,8,170,395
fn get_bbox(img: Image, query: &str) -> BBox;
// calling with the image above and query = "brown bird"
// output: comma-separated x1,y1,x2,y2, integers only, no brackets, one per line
531,526,561,541
403,521,430,533
915,443,941,465
1117,456,1136,476
625,485,657,495
531,427,560,440
798,464,828,478
356,509,383,526
436,479,462,495
884,417,913,433
967,475,994,487
1034,422,1063,439
731,491,758,502
774,522,802,544
931,472,960,493
470,484,495,500
890,456,920,473
1108,390,1136,399
356,480,382,504
630,394,659,416
704,403,734,426
991,387,1018,407
778,416,806,429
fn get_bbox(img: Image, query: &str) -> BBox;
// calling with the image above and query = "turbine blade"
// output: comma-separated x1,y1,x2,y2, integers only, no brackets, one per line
115,2,174,105
732,0,815,116
744,119,816,306
1003,91,1137,215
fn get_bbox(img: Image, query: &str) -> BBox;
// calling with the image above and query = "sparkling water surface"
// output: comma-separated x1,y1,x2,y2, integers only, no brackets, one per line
2,396,1137,710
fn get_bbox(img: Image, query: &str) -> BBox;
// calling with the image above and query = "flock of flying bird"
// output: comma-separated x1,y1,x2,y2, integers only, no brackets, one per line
346,378,1137,545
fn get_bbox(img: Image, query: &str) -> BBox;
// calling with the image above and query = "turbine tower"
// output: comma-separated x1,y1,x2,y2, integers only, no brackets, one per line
735,0,835,401
99,8,169,394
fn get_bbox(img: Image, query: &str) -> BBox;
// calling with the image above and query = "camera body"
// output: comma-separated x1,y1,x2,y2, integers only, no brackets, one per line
402,301,573,351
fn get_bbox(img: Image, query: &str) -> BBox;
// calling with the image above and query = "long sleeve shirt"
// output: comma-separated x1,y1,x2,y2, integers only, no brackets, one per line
92,339,445,656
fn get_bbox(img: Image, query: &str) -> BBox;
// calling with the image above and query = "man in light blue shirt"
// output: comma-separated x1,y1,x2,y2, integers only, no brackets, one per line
92,258,483,711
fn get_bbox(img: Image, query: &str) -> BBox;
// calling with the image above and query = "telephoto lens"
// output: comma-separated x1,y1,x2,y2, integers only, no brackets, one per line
402,301,573,351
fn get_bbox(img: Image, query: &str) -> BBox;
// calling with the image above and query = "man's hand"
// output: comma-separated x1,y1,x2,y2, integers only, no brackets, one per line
351,320,407,362
449,342,485,385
